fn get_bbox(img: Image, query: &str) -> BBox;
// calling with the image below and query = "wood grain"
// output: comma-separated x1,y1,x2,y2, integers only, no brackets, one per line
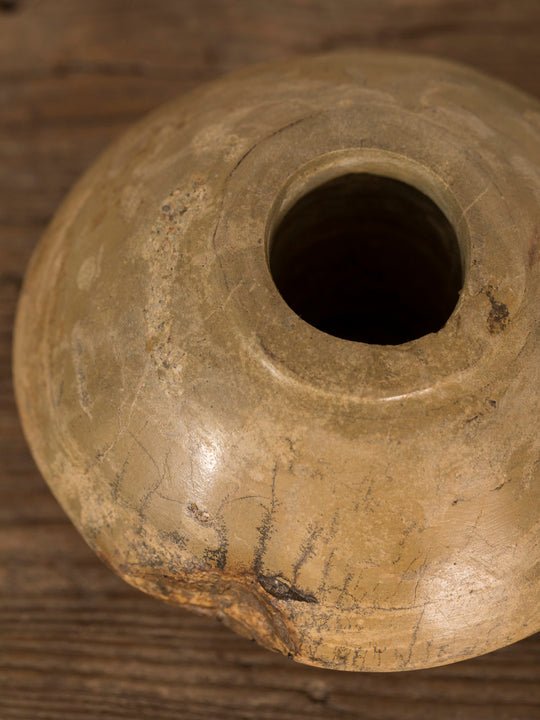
1,1,539,717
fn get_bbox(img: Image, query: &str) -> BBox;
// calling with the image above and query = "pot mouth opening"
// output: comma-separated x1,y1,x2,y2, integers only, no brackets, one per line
268,172,463,345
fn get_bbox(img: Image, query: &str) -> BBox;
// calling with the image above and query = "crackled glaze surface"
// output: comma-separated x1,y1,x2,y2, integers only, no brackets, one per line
14,52,540,671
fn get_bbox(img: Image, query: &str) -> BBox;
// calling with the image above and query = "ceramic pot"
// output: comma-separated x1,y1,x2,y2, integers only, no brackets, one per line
13,52,540,671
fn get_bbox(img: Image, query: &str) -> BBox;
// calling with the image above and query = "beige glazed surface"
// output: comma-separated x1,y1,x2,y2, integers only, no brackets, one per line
13,52,540,671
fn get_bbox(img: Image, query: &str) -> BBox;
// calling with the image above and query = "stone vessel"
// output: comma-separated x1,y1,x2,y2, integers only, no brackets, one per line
13,52,540,671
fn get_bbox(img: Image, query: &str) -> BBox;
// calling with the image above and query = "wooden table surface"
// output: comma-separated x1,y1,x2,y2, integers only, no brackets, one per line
1,2,539,718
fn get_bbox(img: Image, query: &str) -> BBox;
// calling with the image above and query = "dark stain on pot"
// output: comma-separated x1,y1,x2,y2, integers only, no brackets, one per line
204,537,229,570
485,287,509,334
528,230,539,267
259,338,279,363
258,574,318,603
165,530,186,548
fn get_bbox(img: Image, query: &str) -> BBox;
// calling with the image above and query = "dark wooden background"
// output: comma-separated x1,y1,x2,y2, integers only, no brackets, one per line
1,2,539,718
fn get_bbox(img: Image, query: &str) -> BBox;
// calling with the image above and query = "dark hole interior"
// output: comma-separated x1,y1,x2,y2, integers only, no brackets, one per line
269,173,463,345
